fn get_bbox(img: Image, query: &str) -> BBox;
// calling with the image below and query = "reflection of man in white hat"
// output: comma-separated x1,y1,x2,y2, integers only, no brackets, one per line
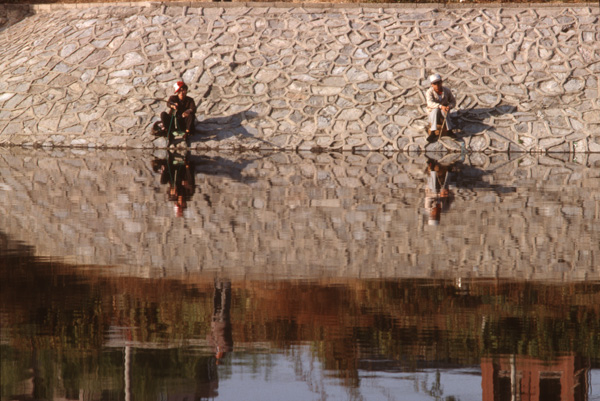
424,193,441,226
425,73,457,143
424,157,453,226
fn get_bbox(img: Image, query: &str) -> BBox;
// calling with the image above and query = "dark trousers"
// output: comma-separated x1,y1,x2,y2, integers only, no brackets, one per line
160,112,195,136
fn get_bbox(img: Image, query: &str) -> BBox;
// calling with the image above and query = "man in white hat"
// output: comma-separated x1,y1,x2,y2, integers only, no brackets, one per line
425,73,456,143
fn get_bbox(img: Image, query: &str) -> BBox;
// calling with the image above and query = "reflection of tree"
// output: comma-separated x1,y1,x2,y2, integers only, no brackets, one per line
129,348,218,400
207,279,233,364
2,244,599,399
422,371,443,400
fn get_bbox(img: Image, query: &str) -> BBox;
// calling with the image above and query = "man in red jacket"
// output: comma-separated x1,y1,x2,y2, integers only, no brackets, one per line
160,81,197,145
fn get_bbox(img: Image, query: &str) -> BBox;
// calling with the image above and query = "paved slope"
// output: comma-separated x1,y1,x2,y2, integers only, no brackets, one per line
0,3,599,151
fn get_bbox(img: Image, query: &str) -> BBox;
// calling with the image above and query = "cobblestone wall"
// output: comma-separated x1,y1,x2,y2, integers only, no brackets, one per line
1,148,598,280
0,3,599,152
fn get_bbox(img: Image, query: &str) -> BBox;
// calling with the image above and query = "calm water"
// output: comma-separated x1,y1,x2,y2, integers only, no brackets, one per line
1,148,599,400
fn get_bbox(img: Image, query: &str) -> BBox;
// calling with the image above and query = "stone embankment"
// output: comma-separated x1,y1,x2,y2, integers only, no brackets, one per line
1,148,598,280
0,2,599,152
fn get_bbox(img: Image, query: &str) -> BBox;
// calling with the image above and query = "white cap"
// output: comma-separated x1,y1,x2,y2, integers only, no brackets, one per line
429,74,442,84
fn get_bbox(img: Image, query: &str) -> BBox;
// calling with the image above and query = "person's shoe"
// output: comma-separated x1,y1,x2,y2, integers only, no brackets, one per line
443,130,457,139
427,131,438,143
183,133,191,147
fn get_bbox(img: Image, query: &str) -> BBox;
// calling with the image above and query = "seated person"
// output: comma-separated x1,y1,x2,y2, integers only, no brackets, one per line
425,73,456,143
160,81,197,144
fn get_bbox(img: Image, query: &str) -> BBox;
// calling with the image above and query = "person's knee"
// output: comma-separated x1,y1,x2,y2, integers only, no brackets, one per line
185,114,196,132
160,112,171,125
429,110,440,125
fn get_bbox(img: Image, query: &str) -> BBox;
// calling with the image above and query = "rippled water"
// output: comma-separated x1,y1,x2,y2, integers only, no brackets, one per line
1,148,599,400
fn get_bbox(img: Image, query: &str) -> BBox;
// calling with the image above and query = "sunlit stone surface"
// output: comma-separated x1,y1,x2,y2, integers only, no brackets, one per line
0,3,599,151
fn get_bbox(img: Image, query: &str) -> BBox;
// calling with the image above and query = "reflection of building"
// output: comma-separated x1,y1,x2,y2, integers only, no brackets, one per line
481,355,589,401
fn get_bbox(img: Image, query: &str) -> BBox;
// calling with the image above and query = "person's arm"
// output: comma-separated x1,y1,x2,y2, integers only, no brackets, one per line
166,95,179,112
445,88,456,110
183,98,197,117
426,88,440,111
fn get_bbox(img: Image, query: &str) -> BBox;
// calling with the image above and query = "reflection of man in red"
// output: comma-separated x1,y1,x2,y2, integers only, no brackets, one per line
207,279,233,364
152,151,196,218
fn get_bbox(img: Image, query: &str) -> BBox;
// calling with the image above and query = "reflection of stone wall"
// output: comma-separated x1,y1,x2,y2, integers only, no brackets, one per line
0,148,598,280
0,3,599,152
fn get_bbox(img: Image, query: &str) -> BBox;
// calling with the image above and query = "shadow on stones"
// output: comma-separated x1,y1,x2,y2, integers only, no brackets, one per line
0,4,32,32
193,111,282,149
453,104,518,137
421,104,518,152
423,152,518,195
188,152,257,184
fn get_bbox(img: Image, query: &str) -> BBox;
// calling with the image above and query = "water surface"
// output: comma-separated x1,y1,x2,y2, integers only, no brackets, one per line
1,148,599,400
